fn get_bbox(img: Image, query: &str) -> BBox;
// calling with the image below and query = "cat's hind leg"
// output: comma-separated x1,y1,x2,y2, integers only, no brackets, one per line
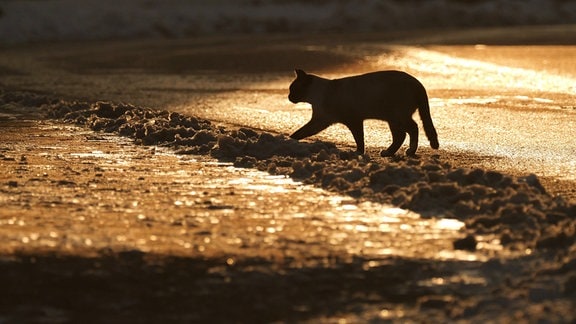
380,124,406,157
404,118,419,156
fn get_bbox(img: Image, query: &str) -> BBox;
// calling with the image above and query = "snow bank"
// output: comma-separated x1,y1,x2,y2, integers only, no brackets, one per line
1,0,575,44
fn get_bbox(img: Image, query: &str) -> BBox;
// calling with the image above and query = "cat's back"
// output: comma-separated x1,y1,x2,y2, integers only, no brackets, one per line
331,70,425,98
339,70,420,85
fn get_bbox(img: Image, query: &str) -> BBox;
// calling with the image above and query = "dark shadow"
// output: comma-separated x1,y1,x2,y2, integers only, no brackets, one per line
42,36,361,75
0,250,471,323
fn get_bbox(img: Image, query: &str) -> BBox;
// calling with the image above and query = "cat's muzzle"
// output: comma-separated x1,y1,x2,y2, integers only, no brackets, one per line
288,94,299,103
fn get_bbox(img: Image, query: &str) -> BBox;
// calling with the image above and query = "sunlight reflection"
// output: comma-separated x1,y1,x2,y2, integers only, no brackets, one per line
198,164,492,261
435,218,465,231
375,46,576,94
418,273,487,287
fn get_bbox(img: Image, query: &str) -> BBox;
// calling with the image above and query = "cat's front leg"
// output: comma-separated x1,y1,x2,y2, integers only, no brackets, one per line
344,120,365,154
290,118,331,141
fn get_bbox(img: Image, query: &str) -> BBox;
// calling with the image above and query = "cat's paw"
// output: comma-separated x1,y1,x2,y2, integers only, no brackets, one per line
405,148,418,157
380,149,395,157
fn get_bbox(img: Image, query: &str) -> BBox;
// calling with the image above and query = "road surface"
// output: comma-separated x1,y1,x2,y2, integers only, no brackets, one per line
1,26,575,322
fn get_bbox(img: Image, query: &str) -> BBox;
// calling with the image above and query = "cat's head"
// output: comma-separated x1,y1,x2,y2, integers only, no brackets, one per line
288,69,313,103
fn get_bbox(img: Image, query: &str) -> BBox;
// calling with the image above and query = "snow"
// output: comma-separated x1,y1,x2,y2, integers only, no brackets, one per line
1,0,575,44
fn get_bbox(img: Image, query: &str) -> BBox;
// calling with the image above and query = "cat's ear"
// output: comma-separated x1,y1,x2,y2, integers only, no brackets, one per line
294,69,307,78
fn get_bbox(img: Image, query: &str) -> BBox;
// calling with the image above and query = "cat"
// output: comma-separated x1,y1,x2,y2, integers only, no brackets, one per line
288,69,439,157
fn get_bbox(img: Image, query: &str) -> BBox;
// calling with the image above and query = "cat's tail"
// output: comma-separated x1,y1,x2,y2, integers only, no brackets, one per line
417,91,439,149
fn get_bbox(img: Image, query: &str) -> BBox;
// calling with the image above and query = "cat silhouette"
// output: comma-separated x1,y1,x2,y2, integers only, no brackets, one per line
289,69,439,156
